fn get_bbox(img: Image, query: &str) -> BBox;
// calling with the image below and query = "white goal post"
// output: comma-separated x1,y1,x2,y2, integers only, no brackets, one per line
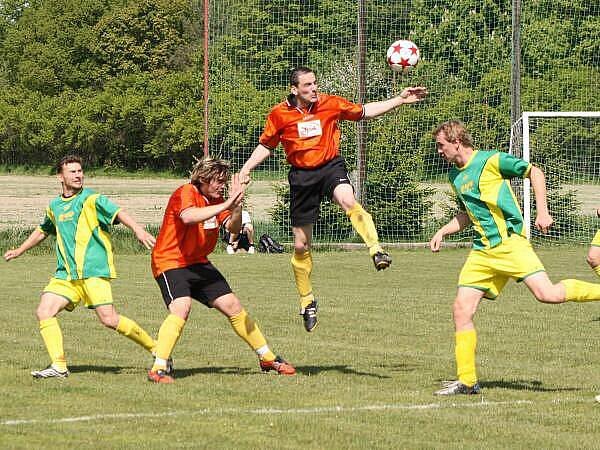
512,111,600,241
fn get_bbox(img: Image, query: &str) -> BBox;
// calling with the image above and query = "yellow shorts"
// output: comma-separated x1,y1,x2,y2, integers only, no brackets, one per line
43,277,114,311
458,234,545,300
592,230,600,247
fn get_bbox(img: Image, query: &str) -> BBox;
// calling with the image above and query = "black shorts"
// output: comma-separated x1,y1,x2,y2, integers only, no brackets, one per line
155,262,232,308
288,156,353,226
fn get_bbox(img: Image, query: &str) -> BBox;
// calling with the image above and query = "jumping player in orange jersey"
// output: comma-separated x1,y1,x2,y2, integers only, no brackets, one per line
147,157,295,383
239,66,428,332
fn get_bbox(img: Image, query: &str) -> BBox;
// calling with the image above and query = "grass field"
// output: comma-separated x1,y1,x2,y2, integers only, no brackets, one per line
2,248,600,449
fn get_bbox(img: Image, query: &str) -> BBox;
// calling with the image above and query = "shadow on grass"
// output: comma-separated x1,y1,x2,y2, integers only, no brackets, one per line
295,365,392,378
68,364,396,379
69,365,135,374
480,379,581,392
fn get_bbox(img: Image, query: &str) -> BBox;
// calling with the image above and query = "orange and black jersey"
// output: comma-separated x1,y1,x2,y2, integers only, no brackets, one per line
151,183,231,277
259,93,364,169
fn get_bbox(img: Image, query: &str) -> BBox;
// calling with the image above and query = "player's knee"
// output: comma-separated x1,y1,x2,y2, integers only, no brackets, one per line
533,286,563,304
98,314,119,329
293,242,308,253
586,252,600,269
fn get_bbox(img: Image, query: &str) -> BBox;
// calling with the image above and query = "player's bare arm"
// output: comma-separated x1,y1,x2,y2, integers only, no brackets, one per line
116,210,156,250
239,144,272,184
528,165,553,234
224,174,244,234
180,176,245,225
429,212,471,252
363,86,428,119
3,228,47,261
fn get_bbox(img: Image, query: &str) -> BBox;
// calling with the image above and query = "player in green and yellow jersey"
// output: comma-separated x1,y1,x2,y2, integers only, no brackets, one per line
587,208,600,279
4,155,158,379
429,120,600,395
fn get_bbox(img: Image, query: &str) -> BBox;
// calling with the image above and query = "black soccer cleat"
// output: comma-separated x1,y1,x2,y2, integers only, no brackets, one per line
300,300,318,332
372,251,392,271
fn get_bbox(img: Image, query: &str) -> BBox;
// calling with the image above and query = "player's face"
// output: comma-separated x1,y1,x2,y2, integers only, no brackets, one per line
291,72,318,107
435,132,460,164
200,174,228,200
58,162,84,193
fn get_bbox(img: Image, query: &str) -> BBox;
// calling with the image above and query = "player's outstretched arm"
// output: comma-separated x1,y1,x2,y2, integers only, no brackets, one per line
363,86,428,119
528,166,553,234
429,213,470,252
180,175,245,226
116,210,156,250
239,144,272,185
4,228,47,261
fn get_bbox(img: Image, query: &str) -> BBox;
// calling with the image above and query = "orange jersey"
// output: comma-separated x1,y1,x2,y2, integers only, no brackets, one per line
151,183,231,277
259,93,364,169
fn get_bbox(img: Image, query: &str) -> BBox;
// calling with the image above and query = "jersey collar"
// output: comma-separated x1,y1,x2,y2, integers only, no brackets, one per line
286,94,318,115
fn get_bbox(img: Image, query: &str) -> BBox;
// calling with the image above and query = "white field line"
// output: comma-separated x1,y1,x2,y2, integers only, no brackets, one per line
2,398,577,426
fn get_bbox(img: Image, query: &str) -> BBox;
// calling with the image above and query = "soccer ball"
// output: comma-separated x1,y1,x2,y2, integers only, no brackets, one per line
386,40,420,73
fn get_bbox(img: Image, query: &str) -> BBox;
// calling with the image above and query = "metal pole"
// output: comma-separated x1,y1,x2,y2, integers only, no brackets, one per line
203,0,210,156
356,0,367,204
511,0,521,128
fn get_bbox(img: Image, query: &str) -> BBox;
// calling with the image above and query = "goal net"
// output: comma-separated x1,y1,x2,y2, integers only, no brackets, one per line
510,112,600,244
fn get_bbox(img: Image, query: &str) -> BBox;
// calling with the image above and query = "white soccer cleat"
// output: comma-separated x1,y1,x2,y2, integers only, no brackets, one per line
226,244,235,254
31,364,69,379
247,245,255,254
434,380,480,395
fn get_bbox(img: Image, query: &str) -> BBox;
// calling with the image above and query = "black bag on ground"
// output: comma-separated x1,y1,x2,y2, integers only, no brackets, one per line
258,234,284,253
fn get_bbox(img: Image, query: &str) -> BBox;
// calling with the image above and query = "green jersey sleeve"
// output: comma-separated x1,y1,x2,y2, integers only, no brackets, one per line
498,152,531,178
95,194,121,226
38,208,56,235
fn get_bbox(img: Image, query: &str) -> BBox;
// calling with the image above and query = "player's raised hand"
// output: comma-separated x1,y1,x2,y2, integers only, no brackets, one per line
400,86,428,104
239,170,251,186
226,173,245,210
534,211,554,234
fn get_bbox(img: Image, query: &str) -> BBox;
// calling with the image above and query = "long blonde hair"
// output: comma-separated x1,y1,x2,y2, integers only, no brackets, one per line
189,156,231,187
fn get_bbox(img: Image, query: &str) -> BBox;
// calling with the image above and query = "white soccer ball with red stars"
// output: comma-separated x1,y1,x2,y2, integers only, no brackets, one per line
386,39,420,73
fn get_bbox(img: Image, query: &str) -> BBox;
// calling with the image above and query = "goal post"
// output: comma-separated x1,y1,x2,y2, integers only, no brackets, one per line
512,111,600,242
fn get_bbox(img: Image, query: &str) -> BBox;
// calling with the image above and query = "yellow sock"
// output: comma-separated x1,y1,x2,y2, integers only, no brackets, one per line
593,265,600,278
152,314,185,372
229,309,276,362
346,203,382,256
39,318,67,372
116,315,156,353
562,279,600,302
455,329,477,387
291,251,314,308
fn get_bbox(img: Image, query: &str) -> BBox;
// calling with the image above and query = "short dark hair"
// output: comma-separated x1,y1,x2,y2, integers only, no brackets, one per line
56,155,83,174
289,66,314,87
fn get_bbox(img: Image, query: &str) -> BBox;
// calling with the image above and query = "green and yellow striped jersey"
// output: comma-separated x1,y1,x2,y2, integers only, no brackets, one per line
449,150,531,250
38,188,121,280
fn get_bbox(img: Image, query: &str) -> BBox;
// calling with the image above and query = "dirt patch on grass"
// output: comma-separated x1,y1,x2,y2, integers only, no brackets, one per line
0,175,280,228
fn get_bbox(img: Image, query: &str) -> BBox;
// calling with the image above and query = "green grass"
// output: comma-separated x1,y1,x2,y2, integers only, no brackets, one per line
2,248,600,448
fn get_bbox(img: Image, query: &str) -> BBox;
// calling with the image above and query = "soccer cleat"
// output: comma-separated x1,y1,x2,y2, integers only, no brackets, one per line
434,380,480,395
372,251,392,271
247,245,255,254
31,364,69,379
226,244,235,254
300,300,318,332
147,369,174,384
259,356,296,375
